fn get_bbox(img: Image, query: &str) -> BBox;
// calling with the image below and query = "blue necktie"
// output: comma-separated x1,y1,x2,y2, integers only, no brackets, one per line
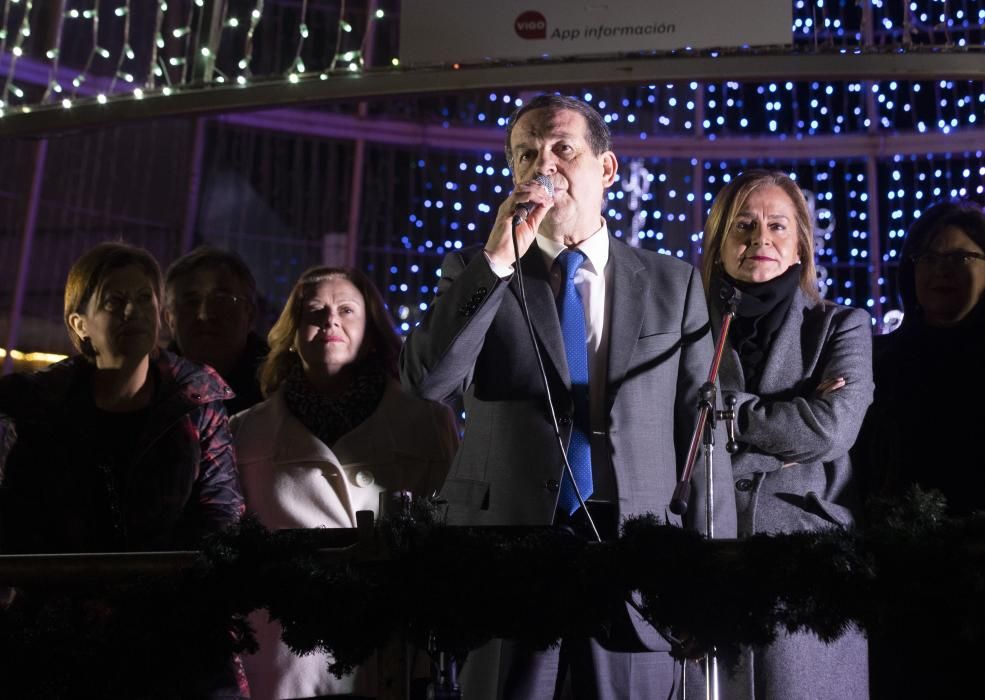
556,249,593,515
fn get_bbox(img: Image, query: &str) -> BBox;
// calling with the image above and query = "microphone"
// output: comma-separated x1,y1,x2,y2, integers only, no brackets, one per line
719,278,743,313
512,175,554,224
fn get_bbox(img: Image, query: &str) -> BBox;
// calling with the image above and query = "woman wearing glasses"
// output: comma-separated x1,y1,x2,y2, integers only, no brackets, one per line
862,199,985,512
859,200,985,699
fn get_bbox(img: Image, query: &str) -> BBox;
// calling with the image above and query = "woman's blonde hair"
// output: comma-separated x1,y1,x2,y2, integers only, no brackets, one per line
700,169,820,302
259,266,401,396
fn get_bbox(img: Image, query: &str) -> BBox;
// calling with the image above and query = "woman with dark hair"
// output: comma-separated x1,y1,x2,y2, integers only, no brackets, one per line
0,241,244,554
700,170,873,699
231,265,457,699
0,241,247,697
861,199,985,515
859,199,985,697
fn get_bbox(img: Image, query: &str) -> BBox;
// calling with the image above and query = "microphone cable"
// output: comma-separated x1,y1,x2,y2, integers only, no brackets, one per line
510,199,601,544
508,183,689,677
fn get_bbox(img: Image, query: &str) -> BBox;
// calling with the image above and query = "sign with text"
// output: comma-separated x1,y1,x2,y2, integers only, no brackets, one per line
400,0,792,65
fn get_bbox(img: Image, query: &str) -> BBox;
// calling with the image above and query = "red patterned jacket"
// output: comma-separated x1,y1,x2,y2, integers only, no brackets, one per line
0,350,244,553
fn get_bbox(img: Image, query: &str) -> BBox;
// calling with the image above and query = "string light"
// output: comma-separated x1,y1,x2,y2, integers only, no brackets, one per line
0,1,12,60
69,0,101,99
173,1,195,84
148,0,167,88
238,0,265,81
10,0,972,117
1,0,33,104
0,0,982,328
287,0,309,79
330,0,354,71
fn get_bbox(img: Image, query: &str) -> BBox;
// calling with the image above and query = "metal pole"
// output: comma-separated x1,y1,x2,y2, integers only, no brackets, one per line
691,83,706,267
703,401,719,700
2,0,63,373
862,0,884,331
179,117,208,255
2,139,48,375
345,0,380,268
192,0,226,84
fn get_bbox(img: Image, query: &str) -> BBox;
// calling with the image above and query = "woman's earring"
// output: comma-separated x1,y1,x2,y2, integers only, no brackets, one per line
80,336,95,356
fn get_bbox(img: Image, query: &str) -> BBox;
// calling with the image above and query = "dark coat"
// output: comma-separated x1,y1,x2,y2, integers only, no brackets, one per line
856,221,985,699
169,331,269,417
0,350,244,553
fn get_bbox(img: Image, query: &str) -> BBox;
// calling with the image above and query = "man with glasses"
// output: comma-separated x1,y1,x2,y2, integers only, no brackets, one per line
164,246,268,415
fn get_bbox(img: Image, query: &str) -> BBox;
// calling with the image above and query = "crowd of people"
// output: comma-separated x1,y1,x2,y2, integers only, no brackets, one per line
0,93,982,700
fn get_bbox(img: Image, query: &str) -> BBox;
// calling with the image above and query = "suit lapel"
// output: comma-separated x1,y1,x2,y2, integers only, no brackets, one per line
605,238,646,406
510,244,570,388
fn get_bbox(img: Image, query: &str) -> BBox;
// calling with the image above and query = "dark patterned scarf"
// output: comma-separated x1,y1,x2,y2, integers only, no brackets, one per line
713,264,802,392
283,359,387,447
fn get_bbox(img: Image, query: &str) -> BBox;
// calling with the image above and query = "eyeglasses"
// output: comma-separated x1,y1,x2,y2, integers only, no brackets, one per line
174,290,249,313
911,250,985,268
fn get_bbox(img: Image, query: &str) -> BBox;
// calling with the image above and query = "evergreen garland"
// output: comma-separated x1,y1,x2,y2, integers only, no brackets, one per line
1,488,983,698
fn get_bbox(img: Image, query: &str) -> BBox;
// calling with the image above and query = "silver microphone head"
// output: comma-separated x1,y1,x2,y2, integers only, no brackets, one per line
512,175,555,223
535,174,554,198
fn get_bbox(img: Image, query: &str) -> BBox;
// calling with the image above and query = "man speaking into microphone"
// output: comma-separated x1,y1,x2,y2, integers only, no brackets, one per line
400,94,736,698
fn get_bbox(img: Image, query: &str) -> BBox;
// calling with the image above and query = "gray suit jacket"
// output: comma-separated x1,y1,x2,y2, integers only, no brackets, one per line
401,235,736,543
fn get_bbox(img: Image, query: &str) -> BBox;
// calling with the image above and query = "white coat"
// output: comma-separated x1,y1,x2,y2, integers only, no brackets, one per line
230,379,458,699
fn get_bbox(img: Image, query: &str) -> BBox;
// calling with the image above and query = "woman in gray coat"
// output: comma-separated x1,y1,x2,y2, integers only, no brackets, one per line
700,170,874,700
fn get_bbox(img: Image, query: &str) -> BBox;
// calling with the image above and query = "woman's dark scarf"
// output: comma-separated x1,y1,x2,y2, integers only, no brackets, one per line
712,263,802,391
283,356,387,448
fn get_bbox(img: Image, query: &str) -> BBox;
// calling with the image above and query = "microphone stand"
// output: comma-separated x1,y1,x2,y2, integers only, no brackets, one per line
669,289,740,700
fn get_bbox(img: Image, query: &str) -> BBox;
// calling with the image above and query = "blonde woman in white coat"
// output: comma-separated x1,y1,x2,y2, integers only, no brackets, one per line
231,265,458,700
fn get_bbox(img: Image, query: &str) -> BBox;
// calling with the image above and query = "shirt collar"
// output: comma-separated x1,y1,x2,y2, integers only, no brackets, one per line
536,219,610,275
